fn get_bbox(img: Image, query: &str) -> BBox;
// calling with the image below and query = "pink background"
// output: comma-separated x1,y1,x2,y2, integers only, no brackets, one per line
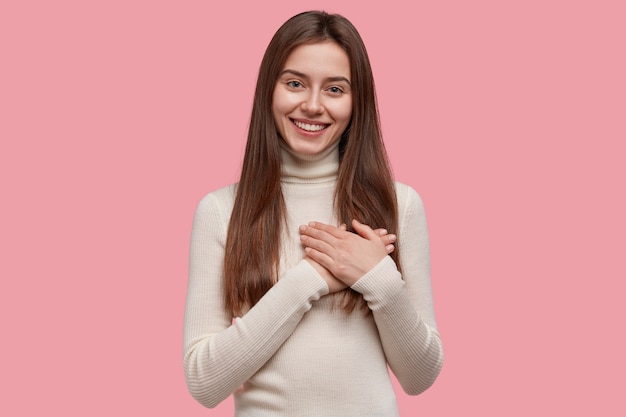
2,0,624,415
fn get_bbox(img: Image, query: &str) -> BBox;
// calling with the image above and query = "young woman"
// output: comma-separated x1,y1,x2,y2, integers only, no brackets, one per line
183,11,443,416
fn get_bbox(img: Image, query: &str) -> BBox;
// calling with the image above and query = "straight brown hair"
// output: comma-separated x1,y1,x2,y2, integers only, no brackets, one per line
224,11,400,315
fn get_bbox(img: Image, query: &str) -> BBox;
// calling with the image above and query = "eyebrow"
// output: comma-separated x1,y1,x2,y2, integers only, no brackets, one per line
280,69,351,86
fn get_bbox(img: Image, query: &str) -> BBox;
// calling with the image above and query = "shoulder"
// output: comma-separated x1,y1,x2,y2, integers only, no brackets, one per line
195,183,238,214
192,183,238,233
392,182,430,253
393,181,425,214
190,183,238,243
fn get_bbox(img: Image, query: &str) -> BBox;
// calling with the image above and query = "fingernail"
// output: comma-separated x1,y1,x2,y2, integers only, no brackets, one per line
299,225,306,232
308,221,316,226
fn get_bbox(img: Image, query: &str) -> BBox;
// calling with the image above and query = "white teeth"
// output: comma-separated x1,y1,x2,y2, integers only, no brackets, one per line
293,120,327,132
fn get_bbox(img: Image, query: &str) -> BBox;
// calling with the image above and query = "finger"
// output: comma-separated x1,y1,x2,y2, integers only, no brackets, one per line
351,219,380,240
374,228,388,236
299,225,334,244
385,244,395,254
304,246,335,271
306,221,346,238
300,231,336,254
381,233,396,245
300,224,343,244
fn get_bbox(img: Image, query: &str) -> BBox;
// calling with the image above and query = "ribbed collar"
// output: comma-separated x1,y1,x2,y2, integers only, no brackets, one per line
280,141,339,184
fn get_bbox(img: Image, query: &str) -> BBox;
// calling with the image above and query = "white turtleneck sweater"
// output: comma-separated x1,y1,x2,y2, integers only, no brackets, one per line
183,143,443,416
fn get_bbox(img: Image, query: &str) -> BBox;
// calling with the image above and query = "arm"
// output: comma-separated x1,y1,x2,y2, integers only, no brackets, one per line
183,192,329,408
351,185,443,395
299,185,443,395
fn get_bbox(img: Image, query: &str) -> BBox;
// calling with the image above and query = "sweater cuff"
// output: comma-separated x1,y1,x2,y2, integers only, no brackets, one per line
350,256,403,308
283,259,331,298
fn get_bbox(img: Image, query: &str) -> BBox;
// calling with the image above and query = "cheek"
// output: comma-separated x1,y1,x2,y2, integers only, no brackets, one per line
271,104,287,132
272,88,298,117
271,90,280,117
271,92,292,137
272,88,287,115
332,99,352,124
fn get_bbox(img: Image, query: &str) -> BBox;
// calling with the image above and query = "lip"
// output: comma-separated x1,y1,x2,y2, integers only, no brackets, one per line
290,118,330,135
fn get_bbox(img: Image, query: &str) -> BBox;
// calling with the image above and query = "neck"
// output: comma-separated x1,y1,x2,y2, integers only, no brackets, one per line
280,141,339,184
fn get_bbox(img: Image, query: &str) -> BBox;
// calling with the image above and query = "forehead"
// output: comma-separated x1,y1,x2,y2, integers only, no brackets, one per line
282,41,351,78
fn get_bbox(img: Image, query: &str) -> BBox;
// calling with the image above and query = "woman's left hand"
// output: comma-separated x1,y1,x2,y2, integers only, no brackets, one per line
299,219,392,286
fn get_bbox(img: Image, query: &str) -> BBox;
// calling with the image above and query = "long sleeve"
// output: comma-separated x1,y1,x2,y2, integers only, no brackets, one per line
183,190,329,408
351,184,444,395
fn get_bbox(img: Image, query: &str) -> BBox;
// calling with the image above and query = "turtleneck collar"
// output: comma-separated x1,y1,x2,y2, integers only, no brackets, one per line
280,140,340,184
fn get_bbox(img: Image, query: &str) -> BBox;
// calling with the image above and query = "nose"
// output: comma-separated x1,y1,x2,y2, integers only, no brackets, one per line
301,91,324,115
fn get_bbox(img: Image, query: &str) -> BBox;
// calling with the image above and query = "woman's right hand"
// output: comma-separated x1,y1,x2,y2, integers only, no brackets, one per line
304,227,396,293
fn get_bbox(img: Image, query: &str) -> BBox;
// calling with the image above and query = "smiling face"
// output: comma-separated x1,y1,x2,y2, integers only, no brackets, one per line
272,41,352,157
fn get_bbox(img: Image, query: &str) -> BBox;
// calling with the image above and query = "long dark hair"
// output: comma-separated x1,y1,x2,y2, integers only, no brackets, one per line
224,11,400,315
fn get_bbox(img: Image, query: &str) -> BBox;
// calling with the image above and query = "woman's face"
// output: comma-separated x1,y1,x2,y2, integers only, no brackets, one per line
272,41,352,157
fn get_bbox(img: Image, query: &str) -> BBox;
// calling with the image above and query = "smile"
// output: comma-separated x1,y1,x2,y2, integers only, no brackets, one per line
291,119,329,132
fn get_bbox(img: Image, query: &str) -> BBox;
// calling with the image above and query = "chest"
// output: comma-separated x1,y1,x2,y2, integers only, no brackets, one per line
279,183,337,273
